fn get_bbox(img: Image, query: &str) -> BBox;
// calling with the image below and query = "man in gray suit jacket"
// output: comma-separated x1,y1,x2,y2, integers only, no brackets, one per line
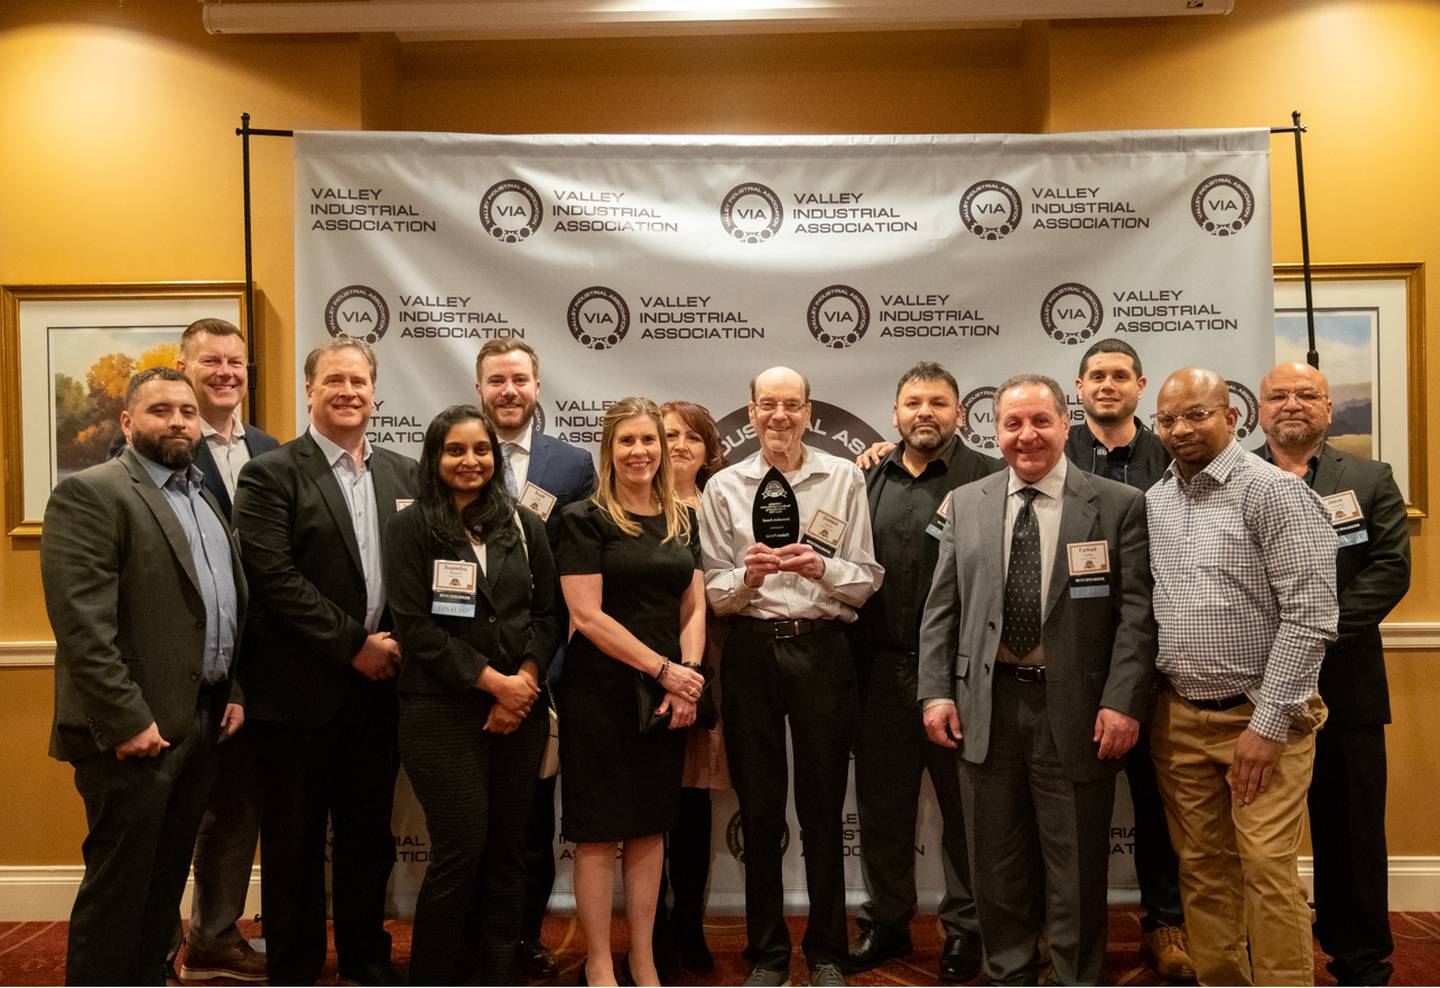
43,368,247,985
919,373,1156,985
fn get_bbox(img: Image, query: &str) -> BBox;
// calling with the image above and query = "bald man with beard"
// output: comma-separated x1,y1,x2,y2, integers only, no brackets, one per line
1145,367,1337,986
1257,362,1410,986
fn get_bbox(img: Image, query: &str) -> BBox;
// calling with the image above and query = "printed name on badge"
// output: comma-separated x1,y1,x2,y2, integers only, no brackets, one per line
432,559,479,618
1321,489,1369,546
801,507,846,558
1067,540,1111,576
518,482,557,521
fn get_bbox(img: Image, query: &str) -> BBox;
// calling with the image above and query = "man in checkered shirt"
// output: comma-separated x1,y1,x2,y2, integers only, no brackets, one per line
1145,367,1337,987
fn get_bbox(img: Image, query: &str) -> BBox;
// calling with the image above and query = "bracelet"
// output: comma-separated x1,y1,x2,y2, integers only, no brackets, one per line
656,659,670,683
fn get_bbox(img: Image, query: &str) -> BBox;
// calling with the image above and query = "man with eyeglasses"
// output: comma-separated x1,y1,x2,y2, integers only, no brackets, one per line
1256,361,1410,986
1145,367,1338,986
699,366,883,987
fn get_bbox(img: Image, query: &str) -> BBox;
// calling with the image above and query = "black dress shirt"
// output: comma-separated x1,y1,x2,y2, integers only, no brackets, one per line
1065,418,1171,492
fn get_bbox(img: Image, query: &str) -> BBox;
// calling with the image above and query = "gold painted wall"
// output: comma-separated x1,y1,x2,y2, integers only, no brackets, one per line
2,0,1436,865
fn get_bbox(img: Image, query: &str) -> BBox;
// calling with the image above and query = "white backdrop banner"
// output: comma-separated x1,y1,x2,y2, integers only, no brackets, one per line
294,129,1274,917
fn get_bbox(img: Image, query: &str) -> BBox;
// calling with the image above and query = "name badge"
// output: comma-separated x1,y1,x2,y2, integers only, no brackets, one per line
432,559,478,617
395,498,414,511
1067,540,1111,598
801,507,847,558
925,491,953,540
1321,490,1369,547
518,482,557,521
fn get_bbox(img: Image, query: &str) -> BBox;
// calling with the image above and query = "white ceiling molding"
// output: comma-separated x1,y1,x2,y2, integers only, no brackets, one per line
201,0,1235,41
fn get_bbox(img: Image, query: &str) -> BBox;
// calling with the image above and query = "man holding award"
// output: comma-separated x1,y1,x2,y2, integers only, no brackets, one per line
700,366,884,988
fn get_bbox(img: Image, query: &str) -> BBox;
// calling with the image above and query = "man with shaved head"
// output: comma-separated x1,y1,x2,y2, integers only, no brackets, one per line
1146,367,1338,986
1257,361,1410,986
700,366,883,987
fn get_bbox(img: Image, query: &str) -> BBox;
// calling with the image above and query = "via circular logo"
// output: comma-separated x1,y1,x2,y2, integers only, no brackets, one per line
959,386,999,450
566,286,631,351
959,180,1023,240
725,811,790,864
720,182,783,244
480,179,543,244
807,285,870,349
1191,175,1255,237
1040,282,1103,346
1227,379,1260,440
324,285,389,345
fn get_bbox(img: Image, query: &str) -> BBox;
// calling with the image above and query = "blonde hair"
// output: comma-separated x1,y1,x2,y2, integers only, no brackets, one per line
592,397,692,544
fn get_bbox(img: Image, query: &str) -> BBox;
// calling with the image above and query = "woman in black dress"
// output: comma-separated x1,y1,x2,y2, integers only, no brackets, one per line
383,405,559,985
557,396,708,987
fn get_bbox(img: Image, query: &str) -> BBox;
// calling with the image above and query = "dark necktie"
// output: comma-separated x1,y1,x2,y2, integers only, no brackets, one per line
1002,487,1043,658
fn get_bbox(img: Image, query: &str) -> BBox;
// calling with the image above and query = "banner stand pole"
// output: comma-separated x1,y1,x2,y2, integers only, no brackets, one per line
235,112,294,424
237,116,1318,400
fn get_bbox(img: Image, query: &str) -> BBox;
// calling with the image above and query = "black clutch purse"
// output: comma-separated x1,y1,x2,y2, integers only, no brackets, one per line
635,664,717,735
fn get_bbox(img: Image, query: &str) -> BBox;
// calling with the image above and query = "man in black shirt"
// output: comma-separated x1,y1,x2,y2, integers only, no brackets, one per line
847,363,1002,984
1066,338,1192,979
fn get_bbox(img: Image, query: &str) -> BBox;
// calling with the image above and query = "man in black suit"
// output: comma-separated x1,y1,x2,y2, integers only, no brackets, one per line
1257,361,1411,986
846,362,1000,984
474,338,597,978
233,339,417,986
169,318,277,983
43,367,247,985
919,373,1156,985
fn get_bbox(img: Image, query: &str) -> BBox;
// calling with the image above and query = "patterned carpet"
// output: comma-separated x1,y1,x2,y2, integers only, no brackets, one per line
2,909,1439,985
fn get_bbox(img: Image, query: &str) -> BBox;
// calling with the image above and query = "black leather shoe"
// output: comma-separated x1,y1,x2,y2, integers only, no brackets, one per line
938,932,983,985
845,924,912,973
337,961,406,986
517,939,560,981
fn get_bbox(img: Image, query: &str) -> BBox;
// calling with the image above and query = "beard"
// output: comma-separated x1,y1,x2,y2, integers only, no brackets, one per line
1083,402,1132,426
483,397,534,433
132,430,196,470
1269,419,1325,450
901,423,949,454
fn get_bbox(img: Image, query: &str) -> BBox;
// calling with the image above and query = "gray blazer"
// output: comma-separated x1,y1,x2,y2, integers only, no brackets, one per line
917,464,1156,782
43,448,248,762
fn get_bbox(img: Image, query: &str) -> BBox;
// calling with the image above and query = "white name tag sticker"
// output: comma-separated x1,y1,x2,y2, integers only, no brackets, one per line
432,559,478,617
925,491,953,540
801,508,847,558
1067,540,1111,576
518,482,557,521
1321,489,1368,546
395,498,415,511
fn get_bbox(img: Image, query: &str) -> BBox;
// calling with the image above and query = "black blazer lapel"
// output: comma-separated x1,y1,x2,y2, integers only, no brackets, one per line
1311,443,1349,497
122,450,203,596
297,434,366,578
1045,468,1099,622
193,440,233,519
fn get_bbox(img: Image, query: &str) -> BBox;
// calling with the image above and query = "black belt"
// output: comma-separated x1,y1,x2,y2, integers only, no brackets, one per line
998,663,1046,683
1184,692,1251,711
733,616,835,640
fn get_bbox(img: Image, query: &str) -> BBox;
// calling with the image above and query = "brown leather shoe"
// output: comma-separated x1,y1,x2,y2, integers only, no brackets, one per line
179,939,268,983
1141,924,1196,981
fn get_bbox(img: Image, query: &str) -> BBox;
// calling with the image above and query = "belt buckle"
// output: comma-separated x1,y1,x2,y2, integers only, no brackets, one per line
1012,665,1045,683
773,619,802,640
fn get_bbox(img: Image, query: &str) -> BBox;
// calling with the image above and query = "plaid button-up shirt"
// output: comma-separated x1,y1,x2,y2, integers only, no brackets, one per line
1146,440,1338,741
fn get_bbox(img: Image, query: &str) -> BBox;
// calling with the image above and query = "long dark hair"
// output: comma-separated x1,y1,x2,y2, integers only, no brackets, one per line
414,404,517,551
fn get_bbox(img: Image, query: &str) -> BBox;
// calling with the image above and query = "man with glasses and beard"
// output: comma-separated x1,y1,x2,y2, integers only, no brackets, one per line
1257,361,1410,986
1146,367,1337,986
1065,338,1192,980
846,363,999,984
42,367,247,985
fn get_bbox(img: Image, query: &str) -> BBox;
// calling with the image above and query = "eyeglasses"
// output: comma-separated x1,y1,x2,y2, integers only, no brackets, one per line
1154,405,1227,430
753,398,807,414
1261,389,1327,405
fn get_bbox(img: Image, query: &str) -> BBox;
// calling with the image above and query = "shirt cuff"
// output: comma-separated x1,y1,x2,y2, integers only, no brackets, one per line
922,697,955,711
1247,702,1295,743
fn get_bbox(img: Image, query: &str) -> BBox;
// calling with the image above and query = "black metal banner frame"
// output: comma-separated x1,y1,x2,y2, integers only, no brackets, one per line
236,110,1319,420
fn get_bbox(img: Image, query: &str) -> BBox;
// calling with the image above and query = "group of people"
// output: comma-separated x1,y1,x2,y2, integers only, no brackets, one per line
41,320,1408,988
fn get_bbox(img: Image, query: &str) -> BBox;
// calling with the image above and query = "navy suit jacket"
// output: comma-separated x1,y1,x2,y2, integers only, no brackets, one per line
526,431,598,547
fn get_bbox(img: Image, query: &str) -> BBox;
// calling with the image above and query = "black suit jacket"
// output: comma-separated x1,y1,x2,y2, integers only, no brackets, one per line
1265,443,1410,724
232,431,418,725
107,422,280,520
384,505,560,700
43,449,248,761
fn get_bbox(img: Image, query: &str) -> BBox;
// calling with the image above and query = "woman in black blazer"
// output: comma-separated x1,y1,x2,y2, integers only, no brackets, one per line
384,404,560,986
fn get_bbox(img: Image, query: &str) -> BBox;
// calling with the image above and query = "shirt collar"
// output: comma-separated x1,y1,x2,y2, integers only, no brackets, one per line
1006,454,1067,499
1166,438,1245,486
882,434,958,480
309,423,372,469
1085,417,1145,452
503,427,533,455
133,448,203,492
739,444,823,482
199,411,246,442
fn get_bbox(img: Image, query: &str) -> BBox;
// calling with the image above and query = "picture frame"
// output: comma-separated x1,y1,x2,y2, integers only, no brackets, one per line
1274,262,1427,518
1,282,248,537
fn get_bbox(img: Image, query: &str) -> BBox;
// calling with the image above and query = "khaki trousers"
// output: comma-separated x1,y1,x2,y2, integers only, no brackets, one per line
1150,687,1326,986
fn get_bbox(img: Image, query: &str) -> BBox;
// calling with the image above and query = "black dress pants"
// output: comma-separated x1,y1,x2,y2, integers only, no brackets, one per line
254,680,399,985
1310,723,1393,985
400,691,547,986
519,682,559,943
1122,728,1186,931
722,620,856,971
67,686,223,986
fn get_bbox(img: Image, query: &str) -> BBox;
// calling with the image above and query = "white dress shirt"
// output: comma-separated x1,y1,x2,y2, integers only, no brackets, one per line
699,445,883,622
502,427,533,492
309,425,385,633
200,412,251,499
